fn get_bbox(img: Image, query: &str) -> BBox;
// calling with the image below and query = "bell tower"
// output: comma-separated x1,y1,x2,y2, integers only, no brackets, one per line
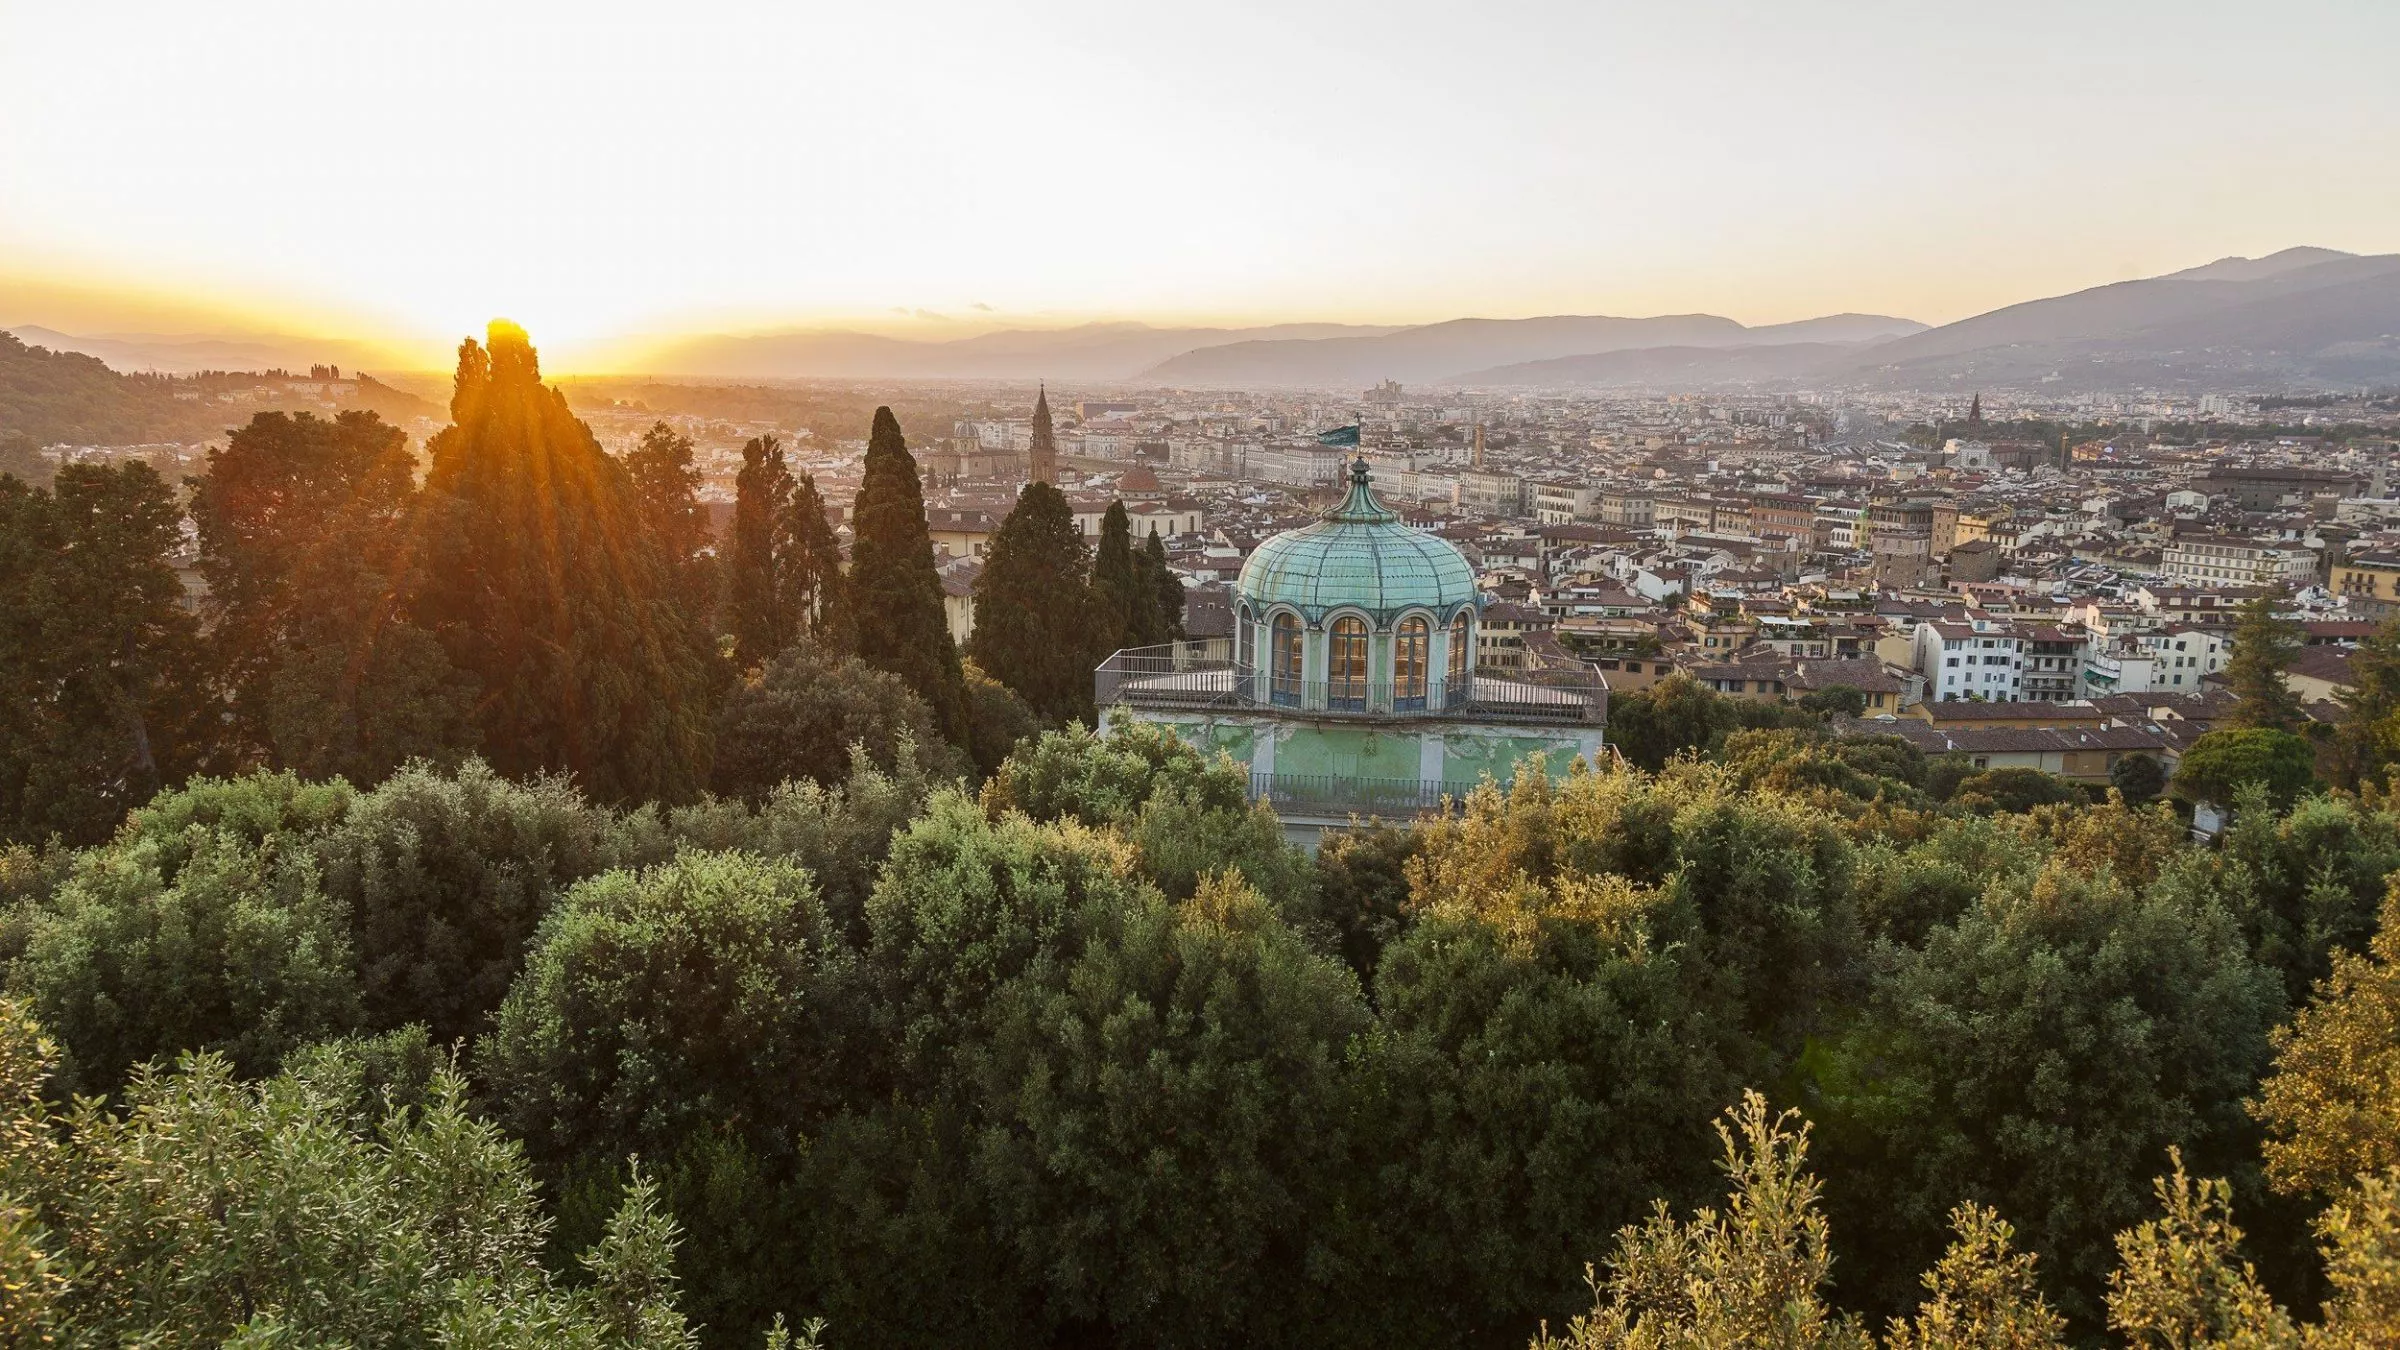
1028,384,1057,486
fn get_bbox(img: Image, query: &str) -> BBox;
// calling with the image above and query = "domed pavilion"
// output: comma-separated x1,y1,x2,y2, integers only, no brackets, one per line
1097,458,1608,842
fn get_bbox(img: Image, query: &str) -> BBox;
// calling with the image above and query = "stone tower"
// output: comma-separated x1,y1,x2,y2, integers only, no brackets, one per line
1028,385,1057,486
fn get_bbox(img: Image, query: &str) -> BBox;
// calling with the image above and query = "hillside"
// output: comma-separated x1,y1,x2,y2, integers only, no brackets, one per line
1448,341,1858,388
0,331,193,444
1143,312,1927,388
0,330,442,446
1848,248,2400,389
5,325,398,377
634,320,1405,382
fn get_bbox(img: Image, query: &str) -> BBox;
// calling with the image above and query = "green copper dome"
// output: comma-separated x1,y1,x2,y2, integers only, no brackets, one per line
1238,459,1478,626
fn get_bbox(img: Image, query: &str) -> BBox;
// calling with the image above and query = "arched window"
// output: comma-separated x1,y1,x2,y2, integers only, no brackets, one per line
1395,616,1429,709
1237,605,1254,668
1329,615,1369,709
1448,610,1472,704
1270,612,1302,706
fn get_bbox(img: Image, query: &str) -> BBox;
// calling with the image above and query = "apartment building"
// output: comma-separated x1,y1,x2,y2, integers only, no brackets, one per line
2331,551,2400,618
1599,489,1655,528
2161,535,2317,588
1530,480,1599,524
2020,625,2085,702
1915,619,2025,701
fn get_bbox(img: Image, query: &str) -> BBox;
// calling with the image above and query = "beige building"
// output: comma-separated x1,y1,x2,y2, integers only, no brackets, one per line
2162,535,2317,588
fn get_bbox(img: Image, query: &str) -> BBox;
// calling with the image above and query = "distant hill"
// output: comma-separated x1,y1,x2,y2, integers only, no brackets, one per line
0,330,441,447
634,321,1405,382
1846,248,2400,390
5,325,396,377
1449,342,1859,388
1141,313,1928,388
0,331,191,445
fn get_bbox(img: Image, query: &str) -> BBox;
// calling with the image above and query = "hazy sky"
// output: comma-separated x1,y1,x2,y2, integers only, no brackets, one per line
4,0,2396,368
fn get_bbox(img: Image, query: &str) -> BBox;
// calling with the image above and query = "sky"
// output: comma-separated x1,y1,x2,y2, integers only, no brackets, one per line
3,0,2397,371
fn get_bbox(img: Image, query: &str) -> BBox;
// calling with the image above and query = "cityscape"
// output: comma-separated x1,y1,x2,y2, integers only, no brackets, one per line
7,1,2400,1347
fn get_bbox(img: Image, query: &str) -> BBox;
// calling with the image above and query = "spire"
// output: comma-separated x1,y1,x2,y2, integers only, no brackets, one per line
1967,393,1983,426
1328,455,1399,524
1028,383,1057,486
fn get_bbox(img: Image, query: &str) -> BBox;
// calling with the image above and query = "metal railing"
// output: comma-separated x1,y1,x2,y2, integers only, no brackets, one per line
1249,772,1466,817
1095,645,1605,724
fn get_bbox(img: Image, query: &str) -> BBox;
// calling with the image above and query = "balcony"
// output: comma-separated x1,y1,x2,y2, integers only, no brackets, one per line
1095,645,1605,725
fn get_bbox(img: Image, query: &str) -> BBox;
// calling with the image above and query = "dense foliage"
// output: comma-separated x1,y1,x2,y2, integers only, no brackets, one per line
0,462,207,846
0,691,2392,1348
711,639,964,799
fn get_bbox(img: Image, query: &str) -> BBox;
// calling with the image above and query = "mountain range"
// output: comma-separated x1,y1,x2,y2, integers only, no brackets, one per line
633,321,1406,382
611,247,2400,391
10,246,2396,395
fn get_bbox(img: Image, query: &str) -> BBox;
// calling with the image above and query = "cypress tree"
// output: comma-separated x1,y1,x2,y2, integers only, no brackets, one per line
2224,585,2306,732
625,420,715,621
1090,500,1155,651
784,470,850,654
726,436,797,668
1144,527,1186,643
847,406,968,743
971,481,1104,725
411,322,711,803
2336,615,2400,787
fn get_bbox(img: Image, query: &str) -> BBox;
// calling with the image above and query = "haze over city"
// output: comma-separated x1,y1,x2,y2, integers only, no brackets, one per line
6,0,2398,370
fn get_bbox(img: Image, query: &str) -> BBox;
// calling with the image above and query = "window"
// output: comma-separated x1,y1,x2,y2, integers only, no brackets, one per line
1449,612,1471,687
1329,616,1368,709
1395,617,1429,708
1270,613,1302,706
1946,657,1958,667
1236,605,1253,668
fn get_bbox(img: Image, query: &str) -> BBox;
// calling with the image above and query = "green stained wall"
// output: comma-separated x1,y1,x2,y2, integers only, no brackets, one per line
1102,708,1594,793
1141,717,1257,770
1439,730,1579,789
1271,725,1422,783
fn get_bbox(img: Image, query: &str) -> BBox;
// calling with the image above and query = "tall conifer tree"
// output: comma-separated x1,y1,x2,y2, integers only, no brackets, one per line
1144,528,1186,643
411,322,710,803
2336,614,2400,787
726,436,797,668
847,406,968,743
1090,500,1154,651
971,481,1104,725
625,420,715,621
785,470,849,652
2224,585,2306,732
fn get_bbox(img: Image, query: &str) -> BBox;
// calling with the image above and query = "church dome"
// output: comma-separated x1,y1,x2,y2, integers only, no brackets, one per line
1238,459,1478,626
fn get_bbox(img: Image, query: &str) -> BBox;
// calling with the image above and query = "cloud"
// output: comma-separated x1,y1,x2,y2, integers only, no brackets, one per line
970,301,994,312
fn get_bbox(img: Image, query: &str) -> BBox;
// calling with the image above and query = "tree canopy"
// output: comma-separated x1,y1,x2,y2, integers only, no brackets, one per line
970,481,1106,725
412,323,712,804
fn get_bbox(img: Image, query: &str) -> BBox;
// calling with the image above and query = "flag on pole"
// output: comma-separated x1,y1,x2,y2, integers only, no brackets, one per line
1316,424,1361,447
